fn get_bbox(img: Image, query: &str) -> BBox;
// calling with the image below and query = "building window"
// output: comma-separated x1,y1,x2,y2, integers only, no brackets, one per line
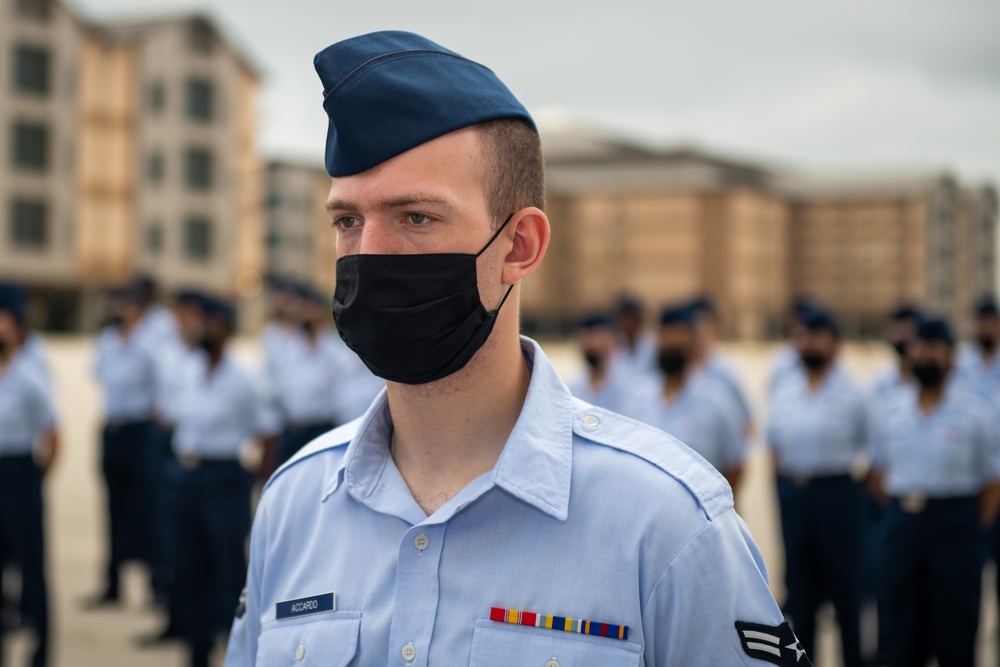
185,77,214,122
9,199,48,248
147,151,164,184
148,80,165,113
183,217,212,260
16,0,51,20
184,147,212,191
14,45,50,95
147,221,163,256
12,121,48,171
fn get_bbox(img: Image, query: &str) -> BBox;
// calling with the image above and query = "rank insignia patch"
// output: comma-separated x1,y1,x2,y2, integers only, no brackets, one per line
735,621,812,666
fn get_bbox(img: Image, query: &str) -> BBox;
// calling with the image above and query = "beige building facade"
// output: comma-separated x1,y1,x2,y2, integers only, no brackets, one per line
526,130,997,339
1,0,263,330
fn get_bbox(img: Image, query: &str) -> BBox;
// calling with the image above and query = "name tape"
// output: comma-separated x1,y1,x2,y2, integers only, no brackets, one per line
276,593,336,620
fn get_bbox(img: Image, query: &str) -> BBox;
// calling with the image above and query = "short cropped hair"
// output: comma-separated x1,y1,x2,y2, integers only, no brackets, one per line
477,118,546,228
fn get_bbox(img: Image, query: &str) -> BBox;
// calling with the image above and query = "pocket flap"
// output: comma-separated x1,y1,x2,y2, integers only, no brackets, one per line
256,612,361,667
470,619,641,667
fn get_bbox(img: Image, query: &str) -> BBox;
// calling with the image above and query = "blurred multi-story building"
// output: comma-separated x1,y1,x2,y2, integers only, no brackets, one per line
1,0,262,330
263,159,336,294
520,125,998,339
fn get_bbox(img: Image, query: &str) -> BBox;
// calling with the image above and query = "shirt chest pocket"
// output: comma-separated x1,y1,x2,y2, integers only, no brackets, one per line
470,620,642,667
256,612,360,667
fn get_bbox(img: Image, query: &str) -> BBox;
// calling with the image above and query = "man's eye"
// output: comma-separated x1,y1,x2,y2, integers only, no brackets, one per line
336,216,361,229
407,213,431,225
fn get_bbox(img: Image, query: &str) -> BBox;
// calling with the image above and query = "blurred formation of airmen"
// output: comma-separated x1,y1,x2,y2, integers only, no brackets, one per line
75,274,383,666
88,283,159,607
869,317,1000,666
567,313,623,411
619,305,746,492
0,283,58,667
167,297,279,667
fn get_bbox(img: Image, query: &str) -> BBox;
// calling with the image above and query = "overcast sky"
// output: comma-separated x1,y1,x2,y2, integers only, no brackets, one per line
73,0,1000,184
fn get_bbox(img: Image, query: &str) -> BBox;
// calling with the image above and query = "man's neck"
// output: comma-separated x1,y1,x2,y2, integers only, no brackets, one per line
806,366,829,392
588,363,608,387
918,384,946,414
387,330,531,516
662,373,686,403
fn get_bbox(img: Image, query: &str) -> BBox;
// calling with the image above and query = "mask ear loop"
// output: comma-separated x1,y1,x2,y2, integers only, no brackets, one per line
475,212,516,257
475,212,517,314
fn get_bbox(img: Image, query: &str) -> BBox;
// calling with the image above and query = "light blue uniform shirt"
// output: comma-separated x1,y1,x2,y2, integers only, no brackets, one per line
0,351,56,455
702,353,753,434
621,376,745,474
767,344,801,397
767,369,868,477
609,332,657,382
275,330,348,426
956,346,1000,398
153,343,206,427
22,332,51,385
568,370,625,413
871,381,1000,497
94,327,157,422
226,339,789,666
173,355,279,459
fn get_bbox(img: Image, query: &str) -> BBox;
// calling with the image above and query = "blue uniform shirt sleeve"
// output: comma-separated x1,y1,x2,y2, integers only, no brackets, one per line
224,491,269,666
641,509,792,664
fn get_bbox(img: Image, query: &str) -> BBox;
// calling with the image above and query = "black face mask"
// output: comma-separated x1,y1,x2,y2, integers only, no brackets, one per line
912,363,947,388
978,335,996,353
800,352,829,371
657,349,689,376
332,214,514,385
197,336,223,356
583,350,603,370
891,340,908,359
0,340,7,357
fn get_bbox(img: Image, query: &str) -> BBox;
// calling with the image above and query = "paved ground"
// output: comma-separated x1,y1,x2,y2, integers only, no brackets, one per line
4,337,998,665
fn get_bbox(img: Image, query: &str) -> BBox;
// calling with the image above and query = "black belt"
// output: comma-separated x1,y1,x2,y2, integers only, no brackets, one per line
779,472,853,488
891,494,977,514
0,452,34,463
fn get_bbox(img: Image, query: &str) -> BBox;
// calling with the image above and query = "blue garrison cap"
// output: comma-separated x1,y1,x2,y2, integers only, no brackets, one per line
578,312,613,330
687,295,717,318
802,308,840,338
916,317,954,347
0,283,27,323
889,304,923,323
975,294,999,317
660,304,697,329
202,296,236,328
315,31,534,177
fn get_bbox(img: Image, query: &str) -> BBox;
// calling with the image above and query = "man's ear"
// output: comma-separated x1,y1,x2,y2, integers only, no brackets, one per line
501,207,550,285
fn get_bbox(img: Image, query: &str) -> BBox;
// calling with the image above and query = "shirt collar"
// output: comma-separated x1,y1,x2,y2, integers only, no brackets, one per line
324,337,574,521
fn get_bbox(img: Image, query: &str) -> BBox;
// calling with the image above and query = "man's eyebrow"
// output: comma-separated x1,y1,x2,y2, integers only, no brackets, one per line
325,194,451,212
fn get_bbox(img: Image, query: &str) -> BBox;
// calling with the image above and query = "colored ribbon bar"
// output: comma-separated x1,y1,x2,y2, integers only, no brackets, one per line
489,607,629,641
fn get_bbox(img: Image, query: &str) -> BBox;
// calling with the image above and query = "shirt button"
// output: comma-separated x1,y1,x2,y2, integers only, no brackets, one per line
413,533,430,551
582,415,600,428
295,641,305,661
545,660,560,667
401,643,417,662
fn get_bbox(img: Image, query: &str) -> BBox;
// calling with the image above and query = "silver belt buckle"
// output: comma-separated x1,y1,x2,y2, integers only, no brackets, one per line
900,493,927,514
179,453,202,470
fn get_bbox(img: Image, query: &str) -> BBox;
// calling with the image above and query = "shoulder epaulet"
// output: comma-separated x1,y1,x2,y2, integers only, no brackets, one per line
570,397,733,520
263,419,360,491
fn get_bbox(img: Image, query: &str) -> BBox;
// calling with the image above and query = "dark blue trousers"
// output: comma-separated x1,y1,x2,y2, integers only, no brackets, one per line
168,460,251,667
883,497,984,667
777,474,863,667
0,455,49,667
100,420,153,596
277,421,335,467
146,423,180,628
